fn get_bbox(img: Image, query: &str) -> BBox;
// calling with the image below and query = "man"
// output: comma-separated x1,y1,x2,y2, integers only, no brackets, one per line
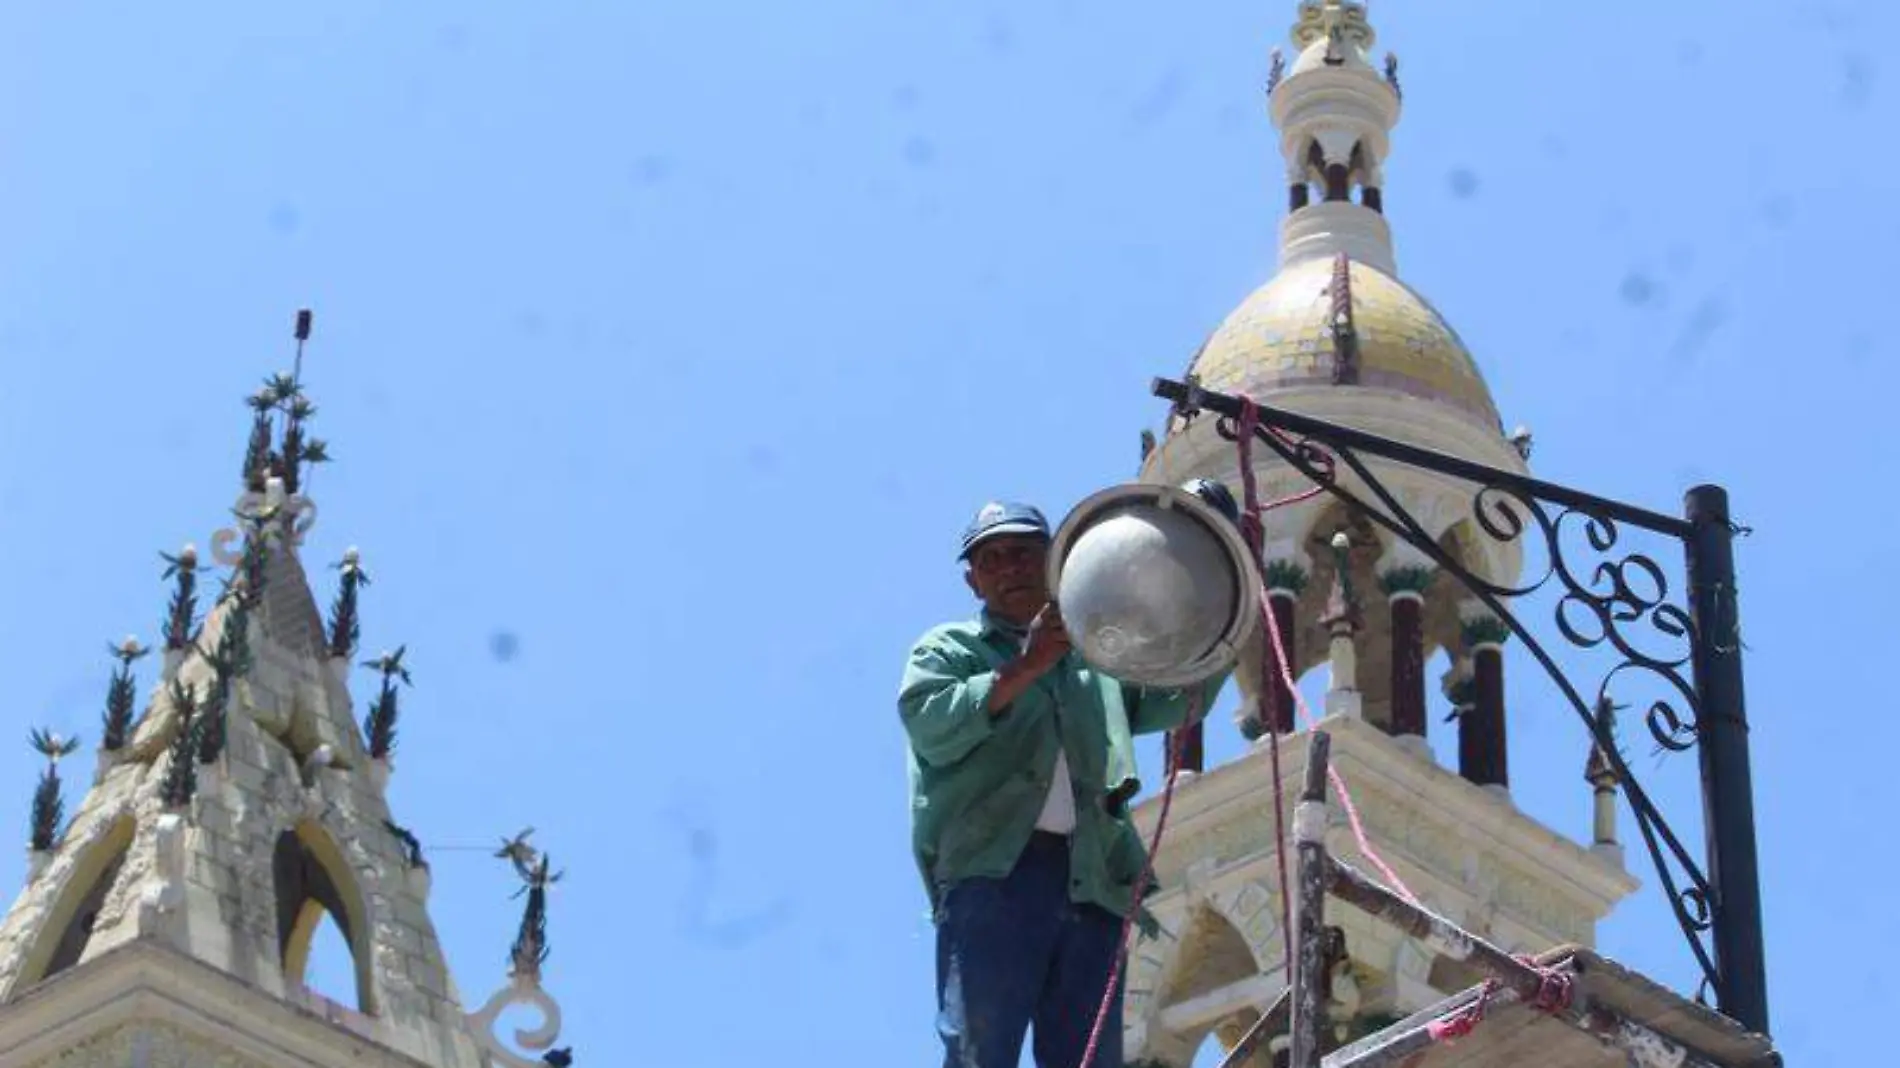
898,499,1225,1068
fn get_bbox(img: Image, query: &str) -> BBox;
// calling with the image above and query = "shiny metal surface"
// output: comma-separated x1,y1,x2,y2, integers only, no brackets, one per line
1048,483,1260,689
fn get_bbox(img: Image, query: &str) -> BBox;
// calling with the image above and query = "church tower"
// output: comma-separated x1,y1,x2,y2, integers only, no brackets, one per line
0,315,570,1067
1125,3,1639,1063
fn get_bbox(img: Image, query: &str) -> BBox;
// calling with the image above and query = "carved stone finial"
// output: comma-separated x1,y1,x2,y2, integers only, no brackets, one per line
1508,424,1533,461
26,729,80,855
360,645,410,763
1586,697,1624,862
326,547,371,661
101,636,152,753
1320,532,1364,718
1293,0,1374,53
1585,697,1621,789
466,831,569,1068
160,545,202,666
1321,530,1361,630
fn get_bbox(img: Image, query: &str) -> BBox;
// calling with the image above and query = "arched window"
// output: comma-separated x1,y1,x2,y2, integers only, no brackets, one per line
273,822,377,1013
12,813,136,988
13,815,136,990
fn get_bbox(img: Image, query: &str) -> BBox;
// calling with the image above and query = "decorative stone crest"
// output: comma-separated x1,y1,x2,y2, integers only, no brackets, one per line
465,831,570,1067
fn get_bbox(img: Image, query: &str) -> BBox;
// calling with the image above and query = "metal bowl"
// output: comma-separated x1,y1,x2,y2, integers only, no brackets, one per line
1048,483,1260,689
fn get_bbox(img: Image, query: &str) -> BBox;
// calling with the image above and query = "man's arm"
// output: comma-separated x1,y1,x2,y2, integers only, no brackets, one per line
1124,672,1229,736
898,639,1050,767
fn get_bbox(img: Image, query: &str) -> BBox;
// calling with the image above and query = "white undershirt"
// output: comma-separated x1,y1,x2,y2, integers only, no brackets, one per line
1035,748,1077,834
1005,625,1076,835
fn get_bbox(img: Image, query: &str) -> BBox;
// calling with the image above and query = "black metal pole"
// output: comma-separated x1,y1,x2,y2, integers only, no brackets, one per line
1683,484,1769,1036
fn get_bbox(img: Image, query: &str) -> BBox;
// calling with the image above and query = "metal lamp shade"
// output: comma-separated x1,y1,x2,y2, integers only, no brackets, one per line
1048,483,1261,690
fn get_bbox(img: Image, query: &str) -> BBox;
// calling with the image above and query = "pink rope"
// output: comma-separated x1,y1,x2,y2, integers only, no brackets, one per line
1258,586,1418,903
1237,412,1307,981
1076,701,1195,1068
1235,394,1418,905
1427,979,1499,1043
1075,395,1424,1068
1425,962,1572,1046
1517,954,1576,1013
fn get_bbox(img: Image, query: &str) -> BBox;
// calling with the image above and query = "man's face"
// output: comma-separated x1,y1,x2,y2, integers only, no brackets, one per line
964,534,1050,625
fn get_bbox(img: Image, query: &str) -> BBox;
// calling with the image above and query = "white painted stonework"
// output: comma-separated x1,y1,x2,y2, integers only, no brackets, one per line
0,940,441,1067
1280,202,1396,275
1122,719,1638,1061
0,495,560,1066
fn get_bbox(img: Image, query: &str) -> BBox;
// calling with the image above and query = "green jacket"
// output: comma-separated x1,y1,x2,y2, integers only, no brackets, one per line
898,612,1222,920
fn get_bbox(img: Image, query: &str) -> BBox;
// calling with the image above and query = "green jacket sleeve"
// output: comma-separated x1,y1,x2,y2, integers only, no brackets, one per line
1124,673,1228,736
898,638,1001,767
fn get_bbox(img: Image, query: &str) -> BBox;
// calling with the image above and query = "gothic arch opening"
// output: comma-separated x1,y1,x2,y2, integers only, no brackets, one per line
1167,906,1258,1005
274,820,377,1014
1146,904,1278,1063
13,813,136,990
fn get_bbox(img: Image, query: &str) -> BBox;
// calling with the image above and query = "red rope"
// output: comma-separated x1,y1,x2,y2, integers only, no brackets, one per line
1235,394,1420,906
1518,954,1576,1014
1427,979,1500,1043
1425,961,1574,1047
1076,700,1195,1068
1076,397,1422,1068
1236,398,1302,982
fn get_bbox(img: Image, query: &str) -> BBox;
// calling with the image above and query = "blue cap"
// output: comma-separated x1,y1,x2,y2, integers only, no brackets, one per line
958,501,1050,560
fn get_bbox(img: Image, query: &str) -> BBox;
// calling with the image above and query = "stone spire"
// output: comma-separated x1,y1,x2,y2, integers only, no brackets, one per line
1268,0,1404,273
0,314,569,1067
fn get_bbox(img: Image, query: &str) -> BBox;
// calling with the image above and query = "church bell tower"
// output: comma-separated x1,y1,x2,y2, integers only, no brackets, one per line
1124,3,1640,1063
0,315,570,1067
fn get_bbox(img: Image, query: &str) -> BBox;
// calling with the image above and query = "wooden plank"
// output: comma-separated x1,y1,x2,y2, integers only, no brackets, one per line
1213,988,1293,1068
1323,858,1731,1068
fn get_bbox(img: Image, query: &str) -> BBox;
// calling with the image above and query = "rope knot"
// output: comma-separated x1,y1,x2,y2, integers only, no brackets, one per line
1427,979,1500,1045
1515,955,1576,1014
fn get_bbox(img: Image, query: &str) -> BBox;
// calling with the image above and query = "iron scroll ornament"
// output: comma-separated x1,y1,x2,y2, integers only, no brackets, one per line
1152,376,1725,1004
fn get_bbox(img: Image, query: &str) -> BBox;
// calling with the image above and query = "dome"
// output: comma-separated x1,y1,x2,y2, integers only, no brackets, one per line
1187,256,1502,431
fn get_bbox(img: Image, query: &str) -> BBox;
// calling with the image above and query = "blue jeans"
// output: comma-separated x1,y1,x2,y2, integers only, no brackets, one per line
935,832,1125,1068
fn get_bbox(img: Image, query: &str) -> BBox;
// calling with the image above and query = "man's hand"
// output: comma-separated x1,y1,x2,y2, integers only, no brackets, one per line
1021,602,1072,673
986,602,1072,715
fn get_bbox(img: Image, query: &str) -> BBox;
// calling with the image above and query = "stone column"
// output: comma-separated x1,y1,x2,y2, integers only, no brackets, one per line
1586,697,1624,865
1458,603,1511,795
1244,545,1309,739
1375,543,1434,757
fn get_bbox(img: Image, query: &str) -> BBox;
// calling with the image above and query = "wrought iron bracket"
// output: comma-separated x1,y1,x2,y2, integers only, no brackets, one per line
1150,376,1769,1037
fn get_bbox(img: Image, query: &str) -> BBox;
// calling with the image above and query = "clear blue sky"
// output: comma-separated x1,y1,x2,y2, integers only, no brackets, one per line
0,1,1889,1064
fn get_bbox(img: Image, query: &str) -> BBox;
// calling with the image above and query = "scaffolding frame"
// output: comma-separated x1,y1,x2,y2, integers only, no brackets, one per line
1208,730,1777,1068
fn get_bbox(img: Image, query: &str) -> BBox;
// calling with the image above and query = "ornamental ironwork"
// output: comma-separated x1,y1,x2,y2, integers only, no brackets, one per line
1153,375,1768,1037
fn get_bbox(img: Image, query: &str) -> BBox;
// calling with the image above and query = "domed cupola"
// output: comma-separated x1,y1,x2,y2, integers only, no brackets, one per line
1147,0,1522,492
1141,0,1531,769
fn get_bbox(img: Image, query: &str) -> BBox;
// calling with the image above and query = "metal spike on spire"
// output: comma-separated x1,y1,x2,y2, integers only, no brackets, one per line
292,308,313,384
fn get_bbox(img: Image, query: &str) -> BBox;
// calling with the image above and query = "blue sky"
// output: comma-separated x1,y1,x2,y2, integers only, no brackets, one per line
0,1,1890,1064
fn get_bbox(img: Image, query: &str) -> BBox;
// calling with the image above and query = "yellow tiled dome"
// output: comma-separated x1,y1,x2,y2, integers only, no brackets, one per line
1188,256,1502,430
